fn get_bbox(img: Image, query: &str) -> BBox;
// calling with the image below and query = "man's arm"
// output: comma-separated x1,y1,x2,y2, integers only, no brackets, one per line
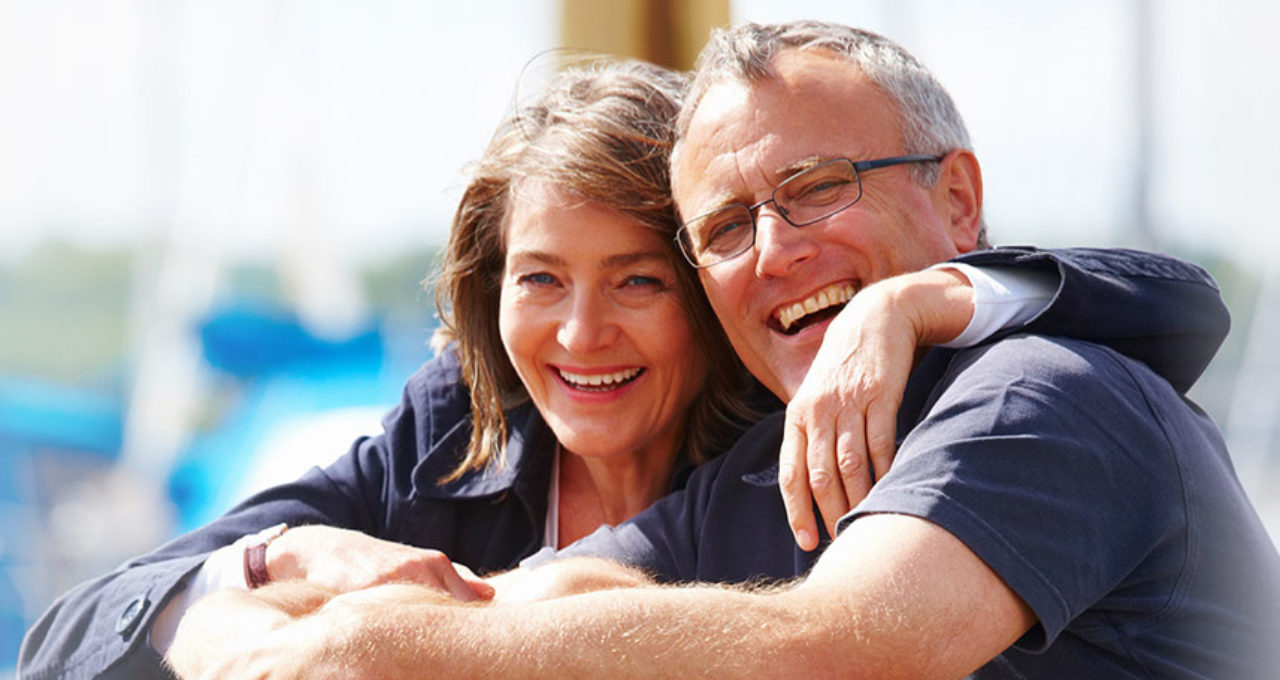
186,515,1031,680
164,581,334,679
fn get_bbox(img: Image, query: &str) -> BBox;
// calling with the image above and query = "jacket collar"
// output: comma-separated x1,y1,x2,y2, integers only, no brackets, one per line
410,404,557,502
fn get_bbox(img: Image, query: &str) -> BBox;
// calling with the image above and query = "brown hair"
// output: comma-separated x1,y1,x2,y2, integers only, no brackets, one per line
432,58,756,482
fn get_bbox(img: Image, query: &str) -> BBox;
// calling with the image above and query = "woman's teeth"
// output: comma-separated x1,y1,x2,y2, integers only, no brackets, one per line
557,367,643,390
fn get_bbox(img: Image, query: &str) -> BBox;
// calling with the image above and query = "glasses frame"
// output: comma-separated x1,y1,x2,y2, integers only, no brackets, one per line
675,153,945,269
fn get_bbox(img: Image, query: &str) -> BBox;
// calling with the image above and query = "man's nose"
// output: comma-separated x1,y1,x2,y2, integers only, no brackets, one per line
753,205,819,278
556,291,618,354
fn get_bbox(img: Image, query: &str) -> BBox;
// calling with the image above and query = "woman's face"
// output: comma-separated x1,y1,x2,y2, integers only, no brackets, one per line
499,183,709,466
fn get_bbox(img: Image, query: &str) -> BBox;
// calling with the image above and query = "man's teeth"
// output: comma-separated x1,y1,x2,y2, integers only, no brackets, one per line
777,283,858,332
558,367,642,389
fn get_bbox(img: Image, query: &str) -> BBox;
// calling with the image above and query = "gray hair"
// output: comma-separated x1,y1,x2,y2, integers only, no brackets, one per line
677,20,988,246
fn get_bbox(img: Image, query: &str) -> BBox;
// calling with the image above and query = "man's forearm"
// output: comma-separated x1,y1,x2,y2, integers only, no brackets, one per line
284,578,834,679
165,580,335,678
193,517,1033,679
327,518,1028,679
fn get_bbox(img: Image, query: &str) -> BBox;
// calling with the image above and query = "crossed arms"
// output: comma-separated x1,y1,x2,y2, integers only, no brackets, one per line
167,514,1034,679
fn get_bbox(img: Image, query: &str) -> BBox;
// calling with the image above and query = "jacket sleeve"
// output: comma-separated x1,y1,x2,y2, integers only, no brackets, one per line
15,356,454,680
954,247,1230,393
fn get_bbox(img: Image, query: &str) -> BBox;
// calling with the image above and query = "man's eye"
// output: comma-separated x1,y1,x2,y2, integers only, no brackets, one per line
793,178,852,201
702,218,749,251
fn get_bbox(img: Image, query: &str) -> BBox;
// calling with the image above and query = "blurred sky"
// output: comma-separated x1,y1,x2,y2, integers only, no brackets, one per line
3,2,1278,669
2,0,1278,268
2,0,1279,495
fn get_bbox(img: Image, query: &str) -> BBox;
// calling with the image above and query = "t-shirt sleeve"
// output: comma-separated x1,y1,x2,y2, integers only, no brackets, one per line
842,335,1185,651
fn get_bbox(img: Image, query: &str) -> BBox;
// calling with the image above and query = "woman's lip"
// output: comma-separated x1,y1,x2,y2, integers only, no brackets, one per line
550,364,646,397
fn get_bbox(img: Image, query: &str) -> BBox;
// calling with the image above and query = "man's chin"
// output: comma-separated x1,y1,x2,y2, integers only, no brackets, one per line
771,356,819,403
733,333,821,402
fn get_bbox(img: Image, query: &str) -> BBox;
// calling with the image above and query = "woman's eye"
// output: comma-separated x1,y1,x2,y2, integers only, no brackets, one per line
621,274,666,291
516,272,558,287
616,272,670,294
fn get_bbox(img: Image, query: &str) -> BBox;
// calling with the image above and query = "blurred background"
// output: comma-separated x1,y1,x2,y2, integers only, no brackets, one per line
2,0,1278,673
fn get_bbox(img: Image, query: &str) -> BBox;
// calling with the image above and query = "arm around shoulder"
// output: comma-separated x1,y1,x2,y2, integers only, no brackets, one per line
953,246,1229,392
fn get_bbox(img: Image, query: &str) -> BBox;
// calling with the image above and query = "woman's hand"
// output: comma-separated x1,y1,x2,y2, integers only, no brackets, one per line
781,268,974,550
266,525,494,601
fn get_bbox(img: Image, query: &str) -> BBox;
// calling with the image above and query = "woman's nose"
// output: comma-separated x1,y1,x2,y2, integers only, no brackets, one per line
556,292,618,354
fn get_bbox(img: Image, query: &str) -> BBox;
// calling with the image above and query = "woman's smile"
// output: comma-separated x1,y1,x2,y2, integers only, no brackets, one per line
499,182,710,465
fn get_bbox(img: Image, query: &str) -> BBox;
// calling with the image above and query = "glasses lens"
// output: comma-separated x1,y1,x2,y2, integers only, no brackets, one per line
775,161,860,225
683,205,754,266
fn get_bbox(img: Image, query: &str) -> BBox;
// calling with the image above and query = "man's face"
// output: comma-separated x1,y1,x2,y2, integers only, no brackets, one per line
673,50,977,400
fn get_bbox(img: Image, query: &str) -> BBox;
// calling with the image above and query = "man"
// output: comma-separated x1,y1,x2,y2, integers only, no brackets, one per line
166,21,1280,679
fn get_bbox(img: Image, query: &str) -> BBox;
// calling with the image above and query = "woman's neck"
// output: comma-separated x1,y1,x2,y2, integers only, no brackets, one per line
555,445,679,547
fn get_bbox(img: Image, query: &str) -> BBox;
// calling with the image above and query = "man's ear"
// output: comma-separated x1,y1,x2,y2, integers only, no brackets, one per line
936,149,983,253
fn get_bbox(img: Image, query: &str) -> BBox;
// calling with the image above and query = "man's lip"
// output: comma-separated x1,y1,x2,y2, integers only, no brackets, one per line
769,280,860,334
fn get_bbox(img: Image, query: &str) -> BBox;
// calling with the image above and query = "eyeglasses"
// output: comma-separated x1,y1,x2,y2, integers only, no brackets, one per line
674,154,944,268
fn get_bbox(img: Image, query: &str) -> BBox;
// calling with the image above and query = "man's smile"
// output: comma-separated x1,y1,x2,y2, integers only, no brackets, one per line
772,281,859,334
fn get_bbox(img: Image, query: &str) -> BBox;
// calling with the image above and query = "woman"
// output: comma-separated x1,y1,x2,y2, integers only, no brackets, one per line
19,56,1229,680
431,56,760,548
23,60,769,680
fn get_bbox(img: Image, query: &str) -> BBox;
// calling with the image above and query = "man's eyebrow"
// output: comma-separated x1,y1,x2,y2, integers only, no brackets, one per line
773,155,829,180
686,155,837,217
688,190,741,216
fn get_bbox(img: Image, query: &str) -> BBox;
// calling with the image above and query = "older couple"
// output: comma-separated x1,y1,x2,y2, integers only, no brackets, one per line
24,20,1277,680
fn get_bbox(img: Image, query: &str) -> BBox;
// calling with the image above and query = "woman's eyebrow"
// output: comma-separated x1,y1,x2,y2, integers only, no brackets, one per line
506,250,565,266
601,251,667,269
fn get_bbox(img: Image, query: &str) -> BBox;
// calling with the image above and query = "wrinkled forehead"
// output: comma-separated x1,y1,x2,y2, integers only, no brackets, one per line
673,53,902,216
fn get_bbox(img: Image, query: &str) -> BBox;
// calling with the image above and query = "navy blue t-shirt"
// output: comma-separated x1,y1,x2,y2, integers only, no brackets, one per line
541,336,1280,678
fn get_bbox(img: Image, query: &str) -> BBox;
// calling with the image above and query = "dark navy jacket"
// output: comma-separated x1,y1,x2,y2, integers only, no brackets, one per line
18,247,1230,679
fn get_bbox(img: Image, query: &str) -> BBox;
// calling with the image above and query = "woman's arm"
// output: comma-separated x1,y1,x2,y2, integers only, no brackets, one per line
19,355,479,679
782,246,1229,548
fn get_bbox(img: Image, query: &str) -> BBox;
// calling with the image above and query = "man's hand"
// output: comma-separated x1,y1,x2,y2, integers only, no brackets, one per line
167,580,471,679
267,525,494,601
781,268,974,550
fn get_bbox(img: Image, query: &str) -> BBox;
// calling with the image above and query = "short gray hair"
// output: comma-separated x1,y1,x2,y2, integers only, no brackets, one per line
677,20,988,246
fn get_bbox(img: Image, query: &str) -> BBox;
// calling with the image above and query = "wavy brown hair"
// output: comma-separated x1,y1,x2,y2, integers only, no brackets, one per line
432,58,756,482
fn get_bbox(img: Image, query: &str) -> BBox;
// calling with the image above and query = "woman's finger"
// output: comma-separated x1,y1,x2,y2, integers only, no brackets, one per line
806,410,850,541
780,414,820,551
